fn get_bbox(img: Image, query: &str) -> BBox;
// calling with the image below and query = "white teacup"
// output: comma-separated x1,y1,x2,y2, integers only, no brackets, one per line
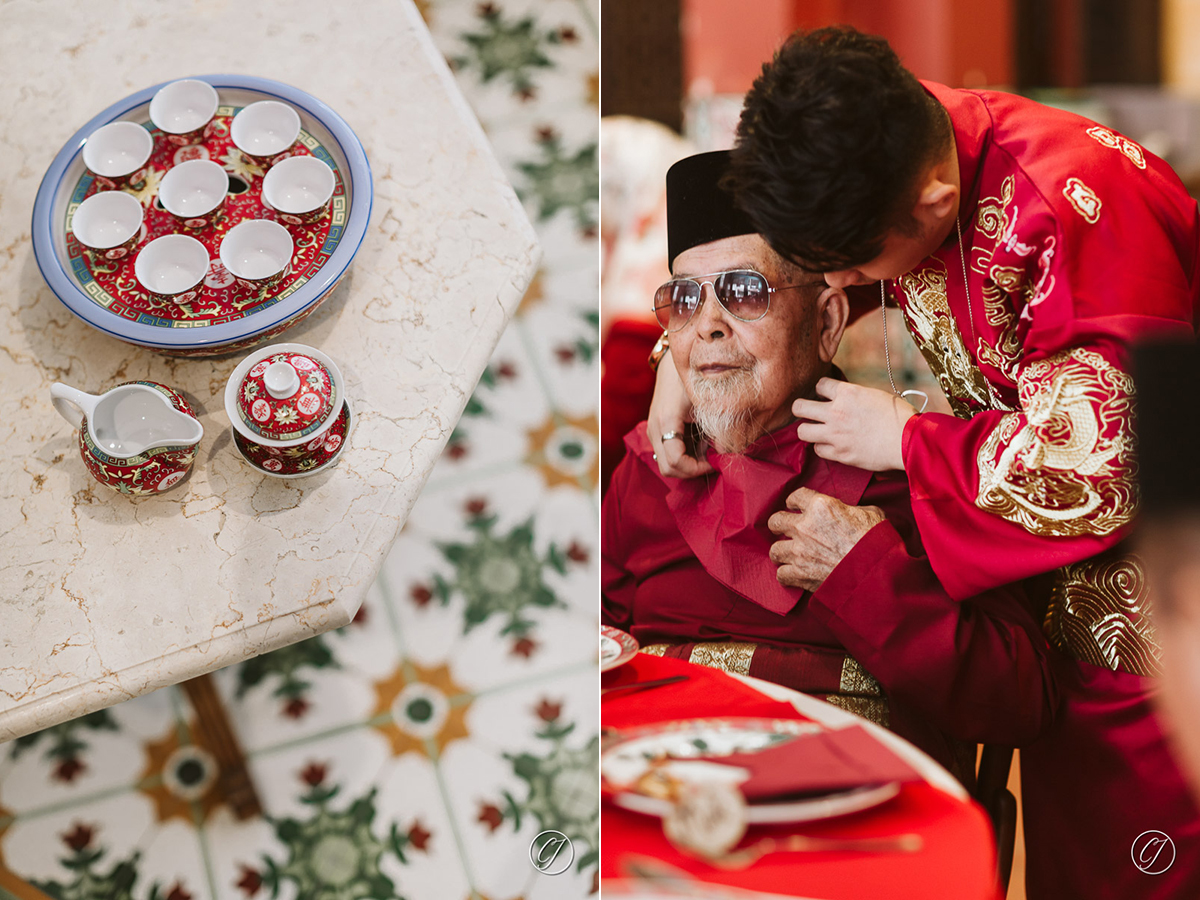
219,219,294,289
149,79,219,145
82,121,153,188
71,191,144,260
134,234,209,304
262,156,335,225
158,159,228,228
230,101,301,168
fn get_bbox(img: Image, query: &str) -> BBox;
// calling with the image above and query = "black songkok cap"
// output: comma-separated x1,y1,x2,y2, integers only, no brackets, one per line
666,150,756,272
1134,340,1200,516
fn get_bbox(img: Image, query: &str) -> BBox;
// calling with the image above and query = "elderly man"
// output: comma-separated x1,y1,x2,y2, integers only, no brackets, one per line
602,151,1058,779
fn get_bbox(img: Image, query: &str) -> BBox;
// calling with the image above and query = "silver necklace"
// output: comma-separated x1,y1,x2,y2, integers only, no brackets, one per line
955,215,978,349
880,281,931,415
880,215,992,414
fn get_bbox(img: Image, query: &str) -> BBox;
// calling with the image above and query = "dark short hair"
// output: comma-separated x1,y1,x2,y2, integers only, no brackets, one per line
725,26,951,272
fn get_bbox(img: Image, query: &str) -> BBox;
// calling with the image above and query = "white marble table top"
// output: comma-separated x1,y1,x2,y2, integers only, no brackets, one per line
0,0,540,742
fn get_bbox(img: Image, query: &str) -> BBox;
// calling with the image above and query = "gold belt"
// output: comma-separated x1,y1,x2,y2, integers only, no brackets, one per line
639,640,889,728
1045,551,1162,677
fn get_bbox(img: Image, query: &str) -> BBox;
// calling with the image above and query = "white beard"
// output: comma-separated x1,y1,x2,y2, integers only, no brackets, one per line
688,366,766,455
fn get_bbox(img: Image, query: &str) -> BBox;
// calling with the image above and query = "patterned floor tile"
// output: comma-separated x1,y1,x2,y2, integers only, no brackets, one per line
192,811,278,900
370,753,472,899
438,668,598,897
136,820,211,900
1,792,157,886
2,709,144,814
218,648,381,752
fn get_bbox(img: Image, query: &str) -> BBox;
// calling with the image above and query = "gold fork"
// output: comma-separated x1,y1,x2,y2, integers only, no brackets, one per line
702,832,924,870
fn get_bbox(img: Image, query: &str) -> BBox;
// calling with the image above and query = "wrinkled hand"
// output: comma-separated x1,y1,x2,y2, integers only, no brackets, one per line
793,378,914,472
648,349,713,478
767,487,886,591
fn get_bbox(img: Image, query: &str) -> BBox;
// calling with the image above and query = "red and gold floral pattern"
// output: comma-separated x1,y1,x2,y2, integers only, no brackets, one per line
236,351,335,440
233,402,350,477
77,382,200,495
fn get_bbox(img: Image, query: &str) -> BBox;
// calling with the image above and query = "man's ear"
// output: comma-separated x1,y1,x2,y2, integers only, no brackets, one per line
914,177,958,228
815,285,849,364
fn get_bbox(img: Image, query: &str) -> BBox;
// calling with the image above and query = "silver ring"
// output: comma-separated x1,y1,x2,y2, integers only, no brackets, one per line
661,431,681,442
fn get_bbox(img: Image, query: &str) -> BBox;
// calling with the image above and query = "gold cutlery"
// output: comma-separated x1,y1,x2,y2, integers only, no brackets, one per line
702,833,923,870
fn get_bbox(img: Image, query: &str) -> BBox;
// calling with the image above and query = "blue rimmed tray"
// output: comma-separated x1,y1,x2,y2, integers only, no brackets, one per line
31,74,372,357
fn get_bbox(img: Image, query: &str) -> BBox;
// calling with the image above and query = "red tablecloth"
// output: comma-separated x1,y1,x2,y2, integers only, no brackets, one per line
602,655,1001,900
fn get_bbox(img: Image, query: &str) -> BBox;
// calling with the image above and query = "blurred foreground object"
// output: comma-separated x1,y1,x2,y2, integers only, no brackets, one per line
600,116,694,492
1136,340,1200,804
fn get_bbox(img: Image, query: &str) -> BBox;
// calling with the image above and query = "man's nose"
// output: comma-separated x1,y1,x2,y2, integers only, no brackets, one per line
824,268,866,289
693,283,730,336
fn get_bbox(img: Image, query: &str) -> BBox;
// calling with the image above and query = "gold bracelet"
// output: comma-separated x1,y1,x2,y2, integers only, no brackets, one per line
647,330,669,372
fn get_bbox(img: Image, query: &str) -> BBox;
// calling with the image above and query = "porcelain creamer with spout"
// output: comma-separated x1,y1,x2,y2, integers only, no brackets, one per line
51,381,203,494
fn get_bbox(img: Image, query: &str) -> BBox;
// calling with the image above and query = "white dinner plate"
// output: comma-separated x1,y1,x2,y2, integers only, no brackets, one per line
602,624,640,672
602,717,901,825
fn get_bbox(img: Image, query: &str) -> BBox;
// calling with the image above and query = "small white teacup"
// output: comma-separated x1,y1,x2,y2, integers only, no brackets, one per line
149,79,219,146
158,159,228,229
219,219,294,289
82,121,154,190
71,191,144,260
230,101,301,169
262,156,335,225
135,234,209,304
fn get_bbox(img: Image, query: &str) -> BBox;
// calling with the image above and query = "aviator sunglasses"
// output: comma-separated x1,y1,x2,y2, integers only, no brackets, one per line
653,269,808,332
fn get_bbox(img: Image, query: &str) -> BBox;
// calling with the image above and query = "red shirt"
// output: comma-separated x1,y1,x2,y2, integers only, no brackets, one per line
603,420,1058,748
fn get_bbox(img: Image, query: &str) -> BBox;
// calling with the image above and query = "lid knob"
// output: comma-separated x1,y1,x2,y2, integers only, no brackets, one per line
263,361,300,399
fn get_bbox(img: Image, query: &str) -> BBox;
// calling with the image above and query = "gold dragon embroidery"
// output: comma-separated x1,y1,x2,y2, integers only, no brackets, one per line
898,261,994,417
976,348,1138,536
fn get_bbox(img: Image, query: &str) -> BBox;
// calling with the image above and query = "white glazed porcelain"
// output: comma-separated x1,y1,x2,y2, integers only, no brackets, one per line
231,100,301,164
219,219,293,286
52,382,202,457
158,159,227,225
70,191,144,256
134,234,209,302
149,79,219,140
50,381,204,494
81,121,153,180
262,155,335,223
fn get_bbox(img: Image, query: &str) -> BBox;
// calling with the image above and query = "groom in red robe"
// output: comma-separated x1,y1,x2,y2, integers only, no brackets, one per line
602,151,1059,781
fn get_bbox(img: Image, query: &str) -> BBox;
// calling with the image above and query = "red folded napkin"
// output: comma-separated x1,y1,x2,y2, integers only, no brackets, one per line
709,723,922,801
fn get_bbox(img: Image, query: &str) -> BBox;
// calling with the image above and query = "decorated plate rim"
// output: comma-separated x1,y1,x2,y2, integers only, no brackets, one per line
601,624,639,672
601,716,901,824
31,74,372,350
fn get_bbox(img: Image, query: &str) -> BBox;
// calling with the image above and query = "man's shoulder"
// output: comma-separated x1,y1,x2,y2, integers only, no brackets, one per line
970,91,1190,215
